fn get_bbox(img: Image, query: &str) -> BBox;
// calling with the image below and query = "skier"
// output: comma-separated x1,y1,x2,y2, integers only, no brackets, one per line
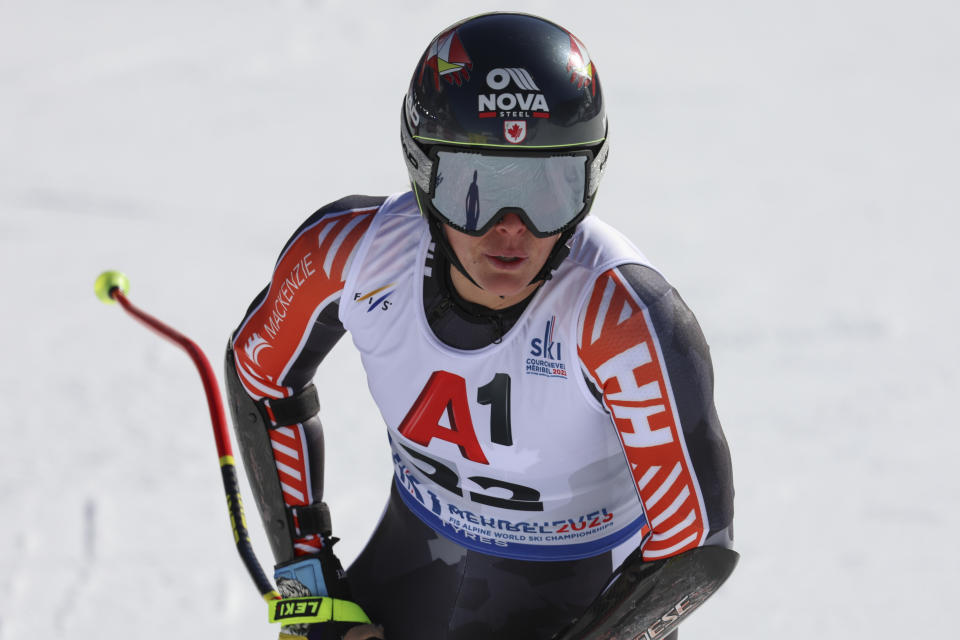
225,12,735,640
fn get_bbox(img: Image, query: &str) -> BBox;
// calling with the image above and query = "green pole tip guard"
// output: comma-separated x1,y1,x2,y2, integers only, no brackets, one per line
94,270,131,304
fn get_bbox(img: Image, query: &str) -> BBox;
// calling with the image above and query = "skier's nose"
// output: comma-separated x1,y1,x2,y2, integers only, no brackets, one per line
494,212,528,235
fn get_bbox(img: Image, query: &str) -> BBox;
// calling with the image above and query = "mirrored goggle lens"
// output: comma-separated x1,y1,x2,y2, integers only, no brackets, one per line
430,151,588,236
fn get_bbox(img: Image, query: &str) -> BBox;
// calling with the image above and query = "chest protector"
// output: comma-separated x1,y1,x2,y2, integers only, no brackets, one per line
340,192,654,561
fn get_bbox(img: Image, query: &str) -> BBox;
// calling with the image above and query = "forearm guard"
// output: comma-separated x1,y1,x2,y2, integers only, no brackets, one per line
224,344,327,564
555,546,738,640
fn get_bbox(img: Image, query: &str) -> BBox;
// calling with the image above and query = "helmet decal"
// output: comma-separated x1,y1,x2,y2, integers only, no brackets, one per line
405,91,421,127
566,32,596,95
487,68,540,92
503,120,528,144
406,15,605,148
420,28,472,89
478,67,551,121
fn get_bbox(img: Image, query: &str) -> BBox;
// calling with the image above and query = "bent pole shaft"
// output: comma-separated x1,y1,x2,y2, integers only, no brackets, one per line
110,286,280,601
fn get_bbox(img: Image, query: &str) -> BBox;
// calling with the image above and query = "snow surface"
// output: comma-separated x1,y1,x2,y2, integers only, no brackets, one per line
2,0,959,637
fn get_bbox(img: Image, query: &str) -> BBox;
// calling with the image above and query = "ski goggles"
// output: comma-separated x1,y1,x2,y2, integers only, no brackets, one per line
402,118,609,237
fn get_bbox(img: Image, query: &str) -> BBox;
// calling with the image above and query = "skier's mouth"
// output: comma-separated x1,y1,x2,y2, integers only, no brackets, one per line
486,254,527,269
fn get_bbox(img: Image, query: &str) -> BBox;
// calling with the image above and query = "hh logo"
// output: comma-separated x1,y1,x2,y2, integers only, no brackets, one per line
527,316,567,379
354,283,396,312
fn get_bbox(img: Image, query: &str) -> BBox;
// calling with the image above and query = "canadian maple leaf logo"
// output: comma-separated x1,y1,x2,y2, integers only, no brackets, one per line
504,120,527,144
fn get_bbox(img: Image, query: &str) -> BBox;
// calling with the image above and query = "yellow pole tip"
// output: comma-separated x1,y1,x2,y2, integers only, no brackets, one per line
94,270,131,304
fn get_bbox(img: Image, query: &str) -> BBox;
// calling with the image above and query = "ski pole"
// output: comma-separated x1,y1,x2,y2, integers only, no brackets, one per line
95,271,372,628
94,270,281,603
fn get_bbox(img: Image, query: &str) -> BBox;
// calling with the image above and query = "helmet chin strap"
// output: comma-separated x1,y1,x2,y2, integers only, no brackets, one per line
532,227,574,284
425,213,484,290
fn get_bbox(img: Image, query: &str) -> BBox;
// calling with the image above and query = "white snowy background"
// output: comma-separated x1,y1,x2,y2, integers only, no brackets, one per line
2,0,957,637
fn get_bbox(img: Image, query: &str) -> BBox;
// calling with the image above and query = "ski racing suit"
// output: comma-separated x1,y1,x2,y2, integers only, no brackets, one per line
226,192,735,640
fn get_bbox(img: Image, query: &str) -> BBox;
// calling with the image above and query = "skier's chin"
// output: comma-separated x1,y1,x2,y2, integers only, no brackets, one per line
458,268,543,308
476,272,536,298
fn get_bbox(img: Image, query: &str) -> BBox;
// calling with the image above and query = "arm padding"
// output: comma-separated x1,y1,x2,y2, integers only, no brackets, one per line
555,545,739,640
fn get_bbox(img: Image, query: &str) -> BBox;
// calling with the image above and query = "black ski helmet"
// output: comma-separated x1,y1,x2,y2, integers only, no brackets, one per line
401,12,609,284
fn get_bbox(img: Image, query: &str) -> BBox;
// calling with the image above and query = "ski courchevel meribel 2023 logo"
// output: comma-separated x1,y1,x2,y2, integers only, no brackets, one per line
526,316,567,379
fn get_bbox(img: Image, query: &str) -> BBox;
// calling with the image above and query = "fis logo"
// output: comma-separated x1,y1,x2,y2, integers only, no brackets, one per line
354,283,396,312
527,316,567,379
243,333,271,366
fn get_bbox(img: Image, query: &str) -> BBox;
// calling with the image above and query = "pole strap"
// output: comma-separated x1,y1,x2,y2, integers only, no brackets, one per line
268,596,371,626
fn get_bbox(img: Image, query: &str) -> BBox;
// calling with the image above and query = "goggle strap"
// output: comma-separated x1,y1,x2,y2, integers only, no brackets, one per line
587,137,610,197
401,112,433,193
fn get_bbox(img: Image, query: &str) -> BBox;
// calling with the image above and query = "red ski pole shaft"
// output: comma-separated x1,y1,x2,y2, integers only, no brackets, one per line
106,284,280,602
111,288,232,456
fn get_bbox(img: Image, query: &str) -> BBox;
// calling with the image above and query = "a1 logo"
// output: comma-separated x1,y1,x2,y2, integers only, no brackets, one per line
397,370,543,511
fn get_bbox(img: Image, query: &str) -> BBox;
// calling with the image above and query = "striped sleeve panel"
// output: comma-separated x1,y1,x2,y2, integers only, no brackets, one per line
269,423,322,555
577,267,709,560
